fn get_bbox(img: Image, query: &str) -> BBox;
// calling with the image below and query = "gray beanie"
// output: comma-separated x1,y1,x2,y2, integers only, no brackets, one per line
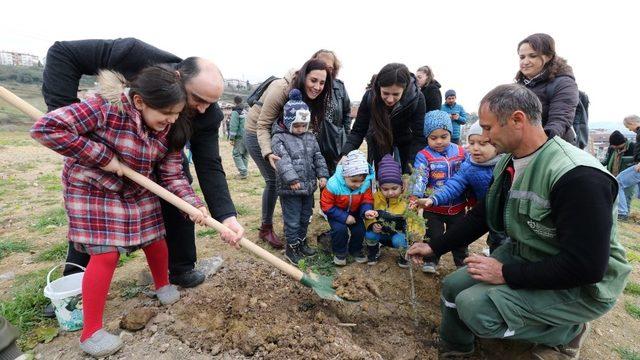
445,89,456,98
466,122,483,141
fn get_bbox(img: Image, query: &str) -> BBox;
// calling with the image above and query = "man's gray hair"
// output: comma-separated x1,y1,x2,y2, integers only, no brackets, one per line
479,84,543,125
623,114,640,126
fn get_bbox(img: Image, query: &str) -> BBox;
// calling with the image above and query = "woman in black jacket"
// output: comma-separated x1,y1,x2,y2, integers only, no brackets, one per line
342,63,426,173
516,33,579,144
416,65,442,113
311,50,352,174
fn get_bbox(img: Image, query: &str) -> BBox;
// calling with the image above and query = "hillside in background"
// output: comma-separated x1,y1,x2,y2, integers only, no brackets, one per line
0,64,252,127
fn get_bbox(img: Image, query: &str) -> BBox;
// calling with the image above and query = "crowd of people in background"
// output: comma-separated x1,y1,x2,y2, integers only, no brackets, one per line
1,31,636,360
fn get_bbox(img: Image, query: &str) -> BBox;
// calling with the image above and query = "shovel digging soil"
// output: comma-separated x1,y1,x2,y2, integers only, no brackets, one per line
0,86,344,302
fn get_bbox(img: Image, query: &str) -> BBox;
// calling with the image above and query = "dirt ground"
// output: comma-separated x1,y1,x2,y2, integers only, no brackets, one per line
1,131,639,359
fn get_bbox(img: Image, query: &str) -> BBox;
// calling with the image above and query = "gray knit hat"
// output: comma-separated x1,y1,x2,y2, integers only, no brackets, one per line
445,89,456,98
466,122,483,141
342,150,369,177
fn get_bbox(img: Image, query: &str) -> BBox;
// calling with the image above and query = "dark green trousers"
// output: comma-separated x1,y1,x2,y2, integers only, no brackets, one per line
439,243,615,349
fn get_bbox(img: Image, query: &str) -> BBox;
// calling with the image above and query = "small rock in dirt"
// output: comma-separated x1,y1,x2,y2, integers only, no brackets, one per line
119,331,133,342
160,343,170,353
153,313,174,324
120,307,159,331
210,343,222,355
149,324,158,333
249,297,258,306
259,301,267,308
137,270,153,286
196,256,224,278
298,301,316,312
0,272,15,281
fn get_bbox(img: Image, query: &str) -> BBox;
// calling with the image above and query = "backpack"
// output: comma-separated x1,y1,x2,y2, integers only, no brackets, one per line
573,91,590,149
545,81,590,149
246,76,280,107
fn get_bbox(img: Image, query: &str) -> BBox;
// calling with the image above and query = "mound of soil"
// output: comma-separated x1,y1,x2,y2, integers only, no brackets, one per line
169,249,445,359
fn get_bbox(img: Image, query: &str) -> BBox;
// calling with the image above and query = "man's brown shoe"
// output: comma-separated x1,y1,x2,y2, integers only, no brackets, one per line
531,323,590,360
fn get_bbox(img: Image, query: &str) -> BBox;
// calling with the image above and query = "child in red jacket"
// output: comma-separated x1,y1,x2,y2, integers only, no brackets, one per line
31,67,207,358
320,150,377,265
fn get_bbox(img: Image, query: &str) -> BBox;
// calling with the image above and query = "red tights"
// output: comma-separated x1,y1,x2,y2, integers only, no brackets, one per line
80,240,169,342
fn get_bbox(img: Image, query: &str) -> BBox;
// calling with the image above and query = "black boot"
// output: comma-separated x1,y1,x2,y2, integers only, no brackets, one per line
367,244,380,265
285,241,304,266
298,237,317,256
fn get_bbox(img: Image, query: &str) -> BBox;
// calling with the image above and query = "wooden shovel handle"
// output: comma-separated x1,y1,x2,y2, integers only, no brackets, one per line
0,85,305,281
121,166,304,281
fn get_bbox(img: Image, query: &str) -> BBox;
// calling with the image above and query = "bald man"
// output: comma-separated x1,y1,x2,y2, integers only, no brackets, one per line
41,39,244,312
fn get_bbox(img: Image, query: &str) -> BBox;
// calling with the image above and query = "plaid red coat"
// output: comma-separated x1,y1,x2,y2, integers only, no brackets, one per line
31,94,204,247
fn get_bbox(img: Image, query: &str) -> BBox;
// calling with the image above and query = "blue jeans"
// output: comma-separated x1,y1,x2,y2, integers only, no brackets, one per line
365,231,407,249
280,194,314,245
329,216,365,257
244,131,278,224
616,166,640,216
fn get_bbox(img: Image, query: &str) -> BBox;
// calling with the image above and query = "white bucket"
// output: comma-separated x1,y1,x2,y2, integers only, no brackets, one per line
43,263,85,331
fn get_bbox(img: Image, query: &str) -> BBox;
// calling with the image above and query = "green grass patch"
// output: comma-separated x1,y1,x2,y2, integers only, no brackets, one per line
0,269,58,349
624,301,640,319
15,162,37,171
0,175,29,193
117,252,138,268
197,228,218,238
625,243,640,252
298,251,336,276
32,208,67,234
115,279,145,300
37,173,62,192
235,203,252,216
627,250,640,263
35,242,67,262
0,239,30,259
625,282,640,297
616,347,640,360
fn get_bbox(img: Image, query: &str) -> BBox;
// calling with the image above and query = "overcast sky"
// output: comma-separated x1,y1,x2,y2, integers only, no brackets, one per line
1,0,638,123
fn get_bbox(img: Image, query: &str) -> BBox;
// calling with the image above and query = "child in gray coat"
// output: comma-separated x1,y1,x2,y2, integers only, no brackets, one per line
272,89,329,265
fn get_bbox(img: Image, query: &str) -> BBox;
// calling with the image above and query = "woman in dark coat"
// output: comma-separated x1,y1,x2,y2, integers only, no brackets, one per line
516,33,579,144
416,65,442,113
342,63,426,174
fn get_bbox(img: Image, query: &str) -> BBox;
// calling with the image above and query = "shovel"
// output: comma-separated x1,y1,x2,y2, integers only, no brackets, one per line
0,86,343,302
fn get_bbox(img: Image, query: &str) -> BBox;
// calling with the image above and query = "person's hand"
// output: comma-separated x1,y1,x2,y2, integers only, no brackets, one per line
189,206,210,226
221,216,244,249
464,254,505,284
346,215,356,225
421,198,434,208
267,154,281,169
409,197,418,210
101,157,124,177
290,181,301,190
372,223,383,233
406,243,434,265
364,210,378,219
318,178,327,189
635,163,640,172
451,113,459,120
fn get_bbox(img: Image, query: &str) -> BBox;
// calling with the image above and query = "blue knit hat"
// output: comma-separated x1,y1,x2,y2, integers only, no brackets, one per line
377,154,402,185
424,110,452,137
283,89,310,132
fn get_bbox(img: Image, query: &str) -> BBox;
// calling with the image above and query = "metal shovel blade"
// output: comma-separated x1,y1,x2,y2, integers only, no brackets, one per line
300,272,342,302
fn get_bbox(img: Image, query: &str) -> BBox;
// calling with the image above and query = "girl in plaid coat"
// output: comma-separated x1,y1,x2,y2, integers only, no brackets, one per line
31,66,208,358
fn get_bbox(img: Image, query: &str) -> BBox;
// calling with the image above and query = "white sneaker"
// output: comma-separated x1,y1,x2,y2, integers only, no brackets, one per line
421,262,437,274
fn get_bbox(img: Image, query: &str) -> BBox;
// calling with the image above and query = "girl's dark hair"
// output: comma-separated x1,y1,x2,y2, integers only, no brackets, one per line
515,33,572,82
369,63,411,155
129,65,190,151
290,59,333,133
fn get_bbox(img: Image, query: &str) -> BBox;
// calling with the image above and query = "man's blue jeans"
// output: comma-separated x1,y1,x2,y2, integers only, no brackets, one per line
616,166,640,216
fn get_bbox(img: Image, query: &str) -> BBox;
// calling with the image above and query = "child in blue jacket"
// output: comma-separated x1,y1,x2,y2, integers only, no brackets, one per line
410,110,468,273
421,122,508,254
